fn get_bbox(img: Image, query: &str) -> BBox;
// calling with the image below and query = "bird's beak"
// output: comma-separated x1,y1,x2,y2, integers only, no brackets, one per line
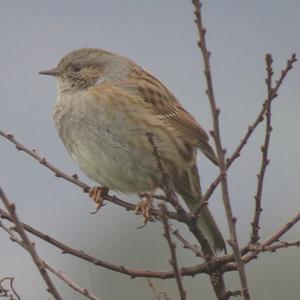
38,67,60,76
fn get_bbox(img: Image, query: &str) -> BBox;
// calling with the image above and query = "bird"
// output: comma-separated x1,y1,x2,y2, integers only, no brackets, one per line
39,48,226,252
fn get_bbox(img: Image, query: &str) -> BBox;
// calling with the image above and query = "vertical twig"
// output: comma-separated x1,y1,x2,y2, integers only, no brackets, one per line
192,1,251,299
193,54,297,216
0,186,63,300
147,132,228,299
159,203,186,300
250,54,274,244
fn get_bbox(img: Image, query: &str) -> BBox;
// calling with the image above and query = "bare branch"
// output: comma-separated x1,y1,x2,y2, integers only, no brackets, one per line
192,1,250,298
0,219,100,300
227,53,297,169
0,187,63,300
0,131,89,191
171,227,203,258
194,53,297,214
249,240,300,253
250,54,274,244
1,194,298,286
44,262,102,300
0,207,231,278
147,131,228,299
0,130,184,223
244,211,300,263
159,204,186,300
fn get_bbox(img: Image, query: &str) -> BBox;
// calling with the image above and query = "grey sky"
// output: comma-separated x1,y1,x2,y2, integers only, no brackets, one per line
1,1,299,299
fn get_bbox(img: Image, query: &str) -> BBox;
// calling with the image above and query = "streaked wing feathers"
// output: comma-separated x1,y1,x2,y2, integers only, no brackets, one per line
124,67,219,165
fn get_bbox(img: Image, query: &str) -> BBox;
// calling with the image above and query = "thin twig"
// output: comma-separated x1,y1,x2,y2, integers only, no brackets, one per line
250,54,274,244
0,187,63,300
249,240,300,253
0,211,101,300
146,132,184,212
0,277,20,300
0,131,89,191
227,54,297,168
9,277,20,300
194,53,297,216
192,1,250,299
147,279,170,300
171,227,203,258
146,132,214,256
44,262,102,300
159,204,186,300
244,211,300,263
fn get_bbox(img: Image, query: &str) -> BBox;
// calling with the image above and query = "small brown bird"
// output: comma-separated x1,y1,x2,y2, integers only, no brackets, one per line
39,48,225,252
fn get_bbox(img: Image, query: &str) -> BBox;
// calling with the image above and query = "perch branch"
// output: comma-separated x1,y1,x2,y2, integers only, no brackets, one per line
0,130,184,223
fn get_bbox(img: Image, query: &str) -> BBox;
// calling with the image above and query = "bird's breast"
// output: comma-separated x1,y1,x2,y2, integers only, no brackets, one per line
53,87,194,193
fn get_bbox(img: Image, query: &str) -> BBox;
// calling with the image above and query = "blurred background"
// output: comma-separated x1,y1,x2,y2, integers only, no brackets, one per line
0,1,299,299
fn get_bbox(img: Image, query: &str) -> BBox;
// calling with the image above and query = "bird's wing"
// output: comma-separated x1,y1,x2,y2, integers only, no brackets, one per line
121,67,219,165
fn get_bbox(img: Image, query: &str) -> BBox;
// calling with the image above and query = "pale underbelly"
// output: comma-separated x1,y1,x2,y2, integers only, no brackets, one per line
54,92,193,193
69,132,159,193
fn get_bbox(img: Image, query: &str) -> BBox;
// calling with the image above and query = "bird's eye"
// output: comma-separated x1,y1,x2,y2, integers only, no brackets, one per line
72,64,81,72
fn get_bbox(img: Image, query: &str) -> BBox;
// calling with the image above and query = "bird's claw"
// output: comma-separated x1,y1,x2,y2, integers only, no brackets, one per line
89,186,109,214
135,195,154,228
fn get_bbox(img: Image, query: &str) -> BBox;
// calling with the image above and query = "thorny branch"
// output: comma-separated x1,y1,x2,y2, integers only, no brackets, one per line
195,52,297,216
159,204,186,300
0,187,63,300
0,130,180,223
250,54,274,244
1,202,299,281
192,1,250,299
44,262,101,300
0,216,101,300
0,207,100,300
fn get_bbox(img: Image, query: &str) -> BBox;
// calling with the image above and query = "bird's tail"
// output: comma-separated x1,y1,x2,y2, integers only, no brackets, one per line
189,203,226,253
175,165,226,253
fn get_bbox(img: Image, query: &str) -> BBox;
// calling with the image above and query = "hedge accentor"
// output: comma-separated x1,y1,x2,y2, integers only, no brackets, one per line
39,48,225,252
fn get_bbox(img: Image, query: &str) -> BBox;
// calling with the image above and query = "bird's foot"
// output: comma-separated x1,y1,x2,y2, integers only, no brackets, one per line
135,194,154,228
89,186,109,214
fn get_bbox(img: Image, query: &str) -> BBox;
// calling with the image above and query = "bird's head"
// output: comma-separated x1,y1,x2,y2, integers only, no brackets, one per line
39,48,130,92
